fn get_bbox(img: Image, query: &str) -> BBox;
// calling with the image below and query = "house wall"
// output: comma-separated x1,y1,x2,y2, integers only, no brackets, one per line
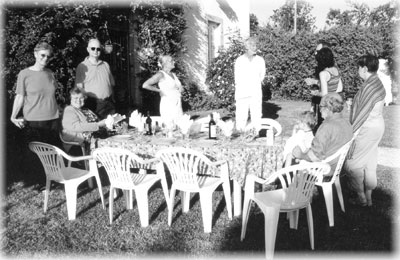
182,0,249,91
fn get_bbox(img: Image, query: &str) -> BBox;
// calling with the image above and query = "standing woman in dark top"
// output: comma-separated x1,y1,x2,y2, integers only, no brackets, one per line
306,47,343,130
314,47,343,96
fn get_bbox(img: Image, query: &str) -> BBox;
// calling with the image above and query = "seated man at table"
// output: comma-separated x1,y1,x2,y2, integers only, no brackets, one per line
292,93,353,176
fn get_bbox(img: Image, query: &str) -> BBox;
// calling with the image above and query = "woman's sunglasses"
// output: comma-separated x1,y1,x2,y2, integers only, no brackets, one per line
40,54,51,59
91,47,101,52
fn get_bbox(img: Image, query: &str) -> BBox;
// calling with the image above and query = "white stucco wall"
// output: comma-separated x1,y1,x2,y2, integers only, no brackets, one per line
182,0,250,91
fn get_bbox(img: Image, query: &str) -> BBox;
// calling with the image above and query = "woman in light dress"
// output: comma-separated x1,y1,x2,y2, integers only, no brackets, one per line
142,55,183,128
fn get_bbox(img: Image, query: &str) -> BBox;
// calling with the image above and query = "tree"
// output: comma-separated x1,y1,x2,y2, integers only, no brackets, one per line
250,13,259,36
270,0,316,32
326,9,353,26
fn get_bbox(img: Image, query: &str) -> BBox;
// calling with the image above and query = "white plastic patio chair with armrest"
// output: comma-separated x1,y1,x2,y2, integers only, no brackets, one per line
240,162,331,259
59,132,94,187
29,141,105,220
92,147,170,227
298,130,359,227
156,147,233,233
315,138,354,227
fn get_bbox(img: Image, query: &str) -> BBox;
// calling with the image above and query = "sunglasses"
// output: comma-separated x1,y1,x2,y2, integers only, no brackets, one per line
40,54,51,59
90,47,101,52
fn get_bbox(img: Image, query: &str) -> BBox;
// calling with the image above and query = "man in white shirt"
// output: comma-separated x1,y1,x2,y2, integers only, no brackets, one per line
234,37,266,132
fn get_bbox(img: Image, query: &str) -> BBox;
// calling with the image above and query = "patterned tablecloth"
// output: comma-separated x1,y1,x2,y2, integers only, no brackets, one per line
96,131,284,186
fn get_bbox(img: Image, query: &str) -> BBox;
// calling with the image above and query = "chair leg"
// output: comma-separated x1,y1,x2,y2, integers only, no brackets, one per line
321,184,334,227
157,164,170,210
288,210,299,229
335,178,345,212
109,187,115,224
124,190,133,210
43,179,51,213
199,191,213,233
94,175,105,209
89,159,105,209
305,204,315,250
240,195,252,241
181,191,190,213
259,204,280,260
64,183,78,220
233,180,242,217
135,189,149,227
168,188,176,226
222,179,233,220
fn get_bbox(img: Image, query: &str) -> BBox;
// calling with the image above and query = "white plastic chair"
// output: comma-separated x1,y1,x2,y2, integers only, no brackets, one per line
92,147,170,227
156,147,233,233
315,139,354,227
241,162,331,259
29,141,105,220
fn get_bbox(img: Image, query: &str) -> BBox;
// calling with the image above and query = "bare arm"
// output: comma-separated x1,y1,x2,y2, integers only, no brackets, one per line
318,71,329,96
142,72,163,93
336,78,343,93
10,94,25,128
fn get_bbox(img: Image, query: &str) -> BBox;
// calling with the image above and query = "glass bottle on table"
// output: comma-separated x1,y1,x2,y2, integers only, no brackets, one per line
145,111,152,135
209,113,216,139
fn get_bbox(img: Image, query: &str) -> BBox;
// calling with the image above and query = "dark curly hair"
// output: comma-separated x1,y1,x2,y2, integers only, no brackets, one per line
316,47,335,69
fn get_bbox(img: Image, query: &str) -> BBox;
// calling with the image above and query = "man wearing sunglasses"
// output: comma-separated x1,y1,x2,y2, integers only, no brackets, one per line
75,38,115,119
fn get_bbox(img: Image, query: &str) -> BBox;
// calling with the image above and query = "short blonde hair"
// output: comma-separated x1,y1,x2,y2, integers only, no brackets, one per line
157,55,173,69
321,93,344,113
34,42,53,54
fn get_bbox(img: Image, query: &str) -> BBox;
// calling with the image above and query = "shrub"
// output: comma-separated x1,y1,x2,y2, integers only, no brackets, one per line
205,37,246,114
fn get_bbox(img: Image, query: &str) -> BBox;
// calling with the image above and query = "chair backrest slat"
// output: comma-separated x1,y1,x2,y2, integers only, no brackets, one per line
265,163,330,210
321,139,353,184
29,142,67,182
93,147,152,189
157,147,214,190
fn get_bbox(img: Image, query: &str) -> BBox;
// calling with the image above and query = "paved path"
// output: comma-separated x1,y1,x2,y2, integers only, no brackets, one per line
378,146,400,168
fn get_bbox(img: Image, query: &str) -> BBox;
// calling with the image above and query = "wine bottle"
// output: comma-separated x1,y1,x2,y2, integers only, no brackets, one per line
145,111,152,135
209,113,216,139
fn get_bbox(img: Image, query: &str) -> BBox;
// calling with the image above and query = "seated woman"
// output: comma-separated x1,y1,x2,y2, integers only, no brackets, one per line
292,93,353,176
61,87,109,155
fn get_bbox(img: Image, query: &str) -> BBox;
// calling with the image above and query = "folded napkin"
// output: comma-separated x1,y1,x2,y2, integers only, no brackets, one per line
105,113,126,130
217,119,234,137
129,110,145,131
113,113,126,124
176,114,193,135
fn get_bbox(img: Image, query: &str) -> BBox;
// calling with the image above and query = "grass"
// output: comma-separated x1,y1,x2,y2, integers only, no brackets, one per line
2,100,399,259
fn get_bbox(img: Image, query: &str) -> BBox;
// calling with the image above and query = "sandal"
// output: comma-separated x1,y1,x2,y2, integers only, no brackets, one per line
348,197,367,207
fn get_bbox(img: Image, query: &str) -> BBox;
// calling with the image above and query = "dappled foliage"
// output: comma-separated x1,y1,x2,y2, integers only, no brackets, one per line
4,2,187,109
205,37,246,114
4,3,106,104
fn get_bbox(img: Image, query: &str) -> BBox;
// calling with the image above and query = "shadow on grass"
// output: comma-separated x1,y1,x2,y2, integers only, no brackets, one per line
262,102,281,119
216,170,396,254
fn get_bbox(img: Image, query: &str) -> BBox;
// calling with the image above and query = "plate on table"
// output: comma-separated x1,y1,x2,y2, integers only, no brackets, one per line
111,134,131,139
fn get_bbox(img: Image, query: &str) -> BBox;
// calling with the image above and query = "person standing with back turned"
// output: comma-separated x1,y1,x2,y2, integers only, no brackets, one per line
75,38,115,119
234,37,266,132
345,54,386,207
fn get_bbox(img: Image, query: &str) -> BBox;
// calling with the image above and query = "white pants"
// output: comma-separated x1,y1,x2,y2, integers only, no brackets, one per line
235,96,262,132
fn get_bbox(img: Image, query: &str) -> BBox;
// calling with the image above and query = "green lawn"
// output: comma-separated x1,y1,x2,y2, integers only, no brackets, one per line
2,100,399,259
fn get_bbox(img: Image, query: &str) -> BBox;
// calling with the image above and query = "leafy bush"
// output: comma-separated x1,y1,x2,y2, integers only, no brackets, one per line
4,4,105,104
203,22,395,108
205,37,246,114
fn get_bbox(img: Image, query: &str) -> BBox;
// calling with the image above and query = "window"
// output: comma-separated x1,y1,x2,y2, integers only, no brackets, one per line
206,15,223,65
